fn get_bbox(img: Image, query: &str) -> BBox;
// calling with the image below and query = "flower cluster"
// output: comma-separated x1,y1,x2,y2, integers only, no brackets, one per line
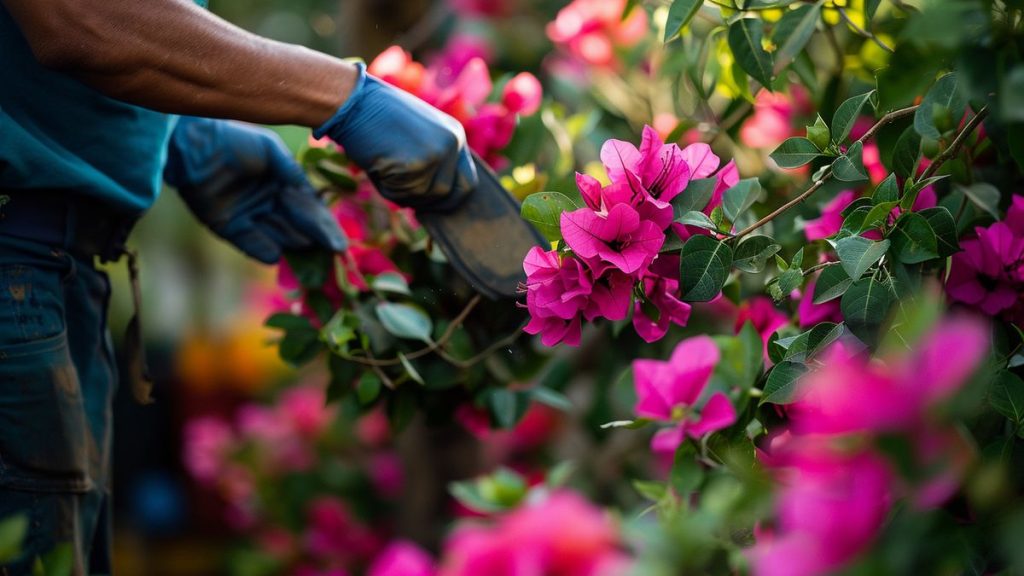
947,194,1024,325
546,0,647,69
368,45,541,167
522,126,737,345
633,336,737,456
749,318,988,576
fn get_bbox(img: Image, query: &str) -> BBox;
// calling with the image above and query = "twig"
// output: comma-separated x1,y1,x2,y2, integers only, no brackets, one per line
341,294,483,367
802,260,841,276
730,105,919,241
837,8,894,53
919,106,989,181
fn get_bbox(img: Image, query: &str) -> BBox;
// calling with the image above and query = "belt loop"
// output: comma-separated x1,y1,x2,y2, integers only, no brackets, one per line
124,249,154,405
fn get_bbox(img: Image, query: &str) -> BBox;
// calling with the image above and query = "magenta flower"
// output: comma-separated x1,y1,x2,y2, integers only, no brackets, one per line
561,203,665,276
740,89,799,150
734,296,789,363
183,416,235,484
576,171,674,230
797,277,842,328
804,190,857,241
502,72,542,116
1006,194,1024,234
583,269,634,322
368,541,436,576
521,247,593,346
546,0,647,68
601,125,692,203
306,497,380,563
633,336,735,455
632,256,692,343
947,222,1024,315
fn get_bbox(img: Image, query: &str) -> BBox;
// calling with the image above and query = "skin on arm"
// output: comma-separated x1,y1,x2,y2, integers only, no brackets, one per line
2,0,358,128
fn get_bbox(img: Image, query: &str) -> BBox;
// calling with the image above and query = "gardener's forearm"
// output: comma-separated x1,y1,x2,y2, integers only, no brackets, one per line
2,0,356,127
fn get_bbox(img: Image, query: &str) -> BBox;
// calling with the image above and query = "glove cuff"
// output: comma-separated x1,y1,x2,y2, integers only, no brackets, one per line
312,61,368,141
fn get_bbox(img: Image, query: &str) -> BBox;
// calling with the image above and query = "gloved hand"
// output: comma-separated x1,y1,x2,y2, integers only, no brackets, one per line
164,117,348,264
313,62,478,212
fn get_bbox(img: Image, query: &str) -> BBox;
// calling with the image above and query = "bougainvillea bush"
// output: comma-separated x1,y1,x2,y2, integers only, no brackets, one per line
183,0,1024,574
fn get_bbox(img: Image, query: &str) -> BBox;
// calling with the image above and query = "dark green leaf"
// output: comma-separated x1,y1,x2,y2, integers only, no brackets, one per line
0,515,27,563
813,265,853,304
761,361,809,405
733,235,782,273
899,175,947,212
859,201,898,232
841,277,893,346
670,447,706,493
279,328,322,367
835,236,890,279
776,267,803,297
957,183,1001,219
832,141,868,182
265,313,314,331
679,235,734,302
1001,67,1024,123
672,178,718,215
327,356,360,403
676,211,718,231
521,192,577,242
488,389,531,429
356,372,382,405
375,302,433,344
892,127,922,179
839,206,872,237
873,173,900,204
914,73,966,139
283,250,332,289
831,90,876,145
728,18,774,88
919,206,960,257
889,213,939,264
771,3,822,74
991,371,1024,425
38,543,73,576
770,137,825,168
723,178,763,222
665,0,703,42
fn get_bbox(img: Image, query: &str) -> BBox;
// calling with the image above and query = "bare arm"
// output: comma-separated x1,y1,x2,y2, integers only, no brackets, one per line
2,0,358,128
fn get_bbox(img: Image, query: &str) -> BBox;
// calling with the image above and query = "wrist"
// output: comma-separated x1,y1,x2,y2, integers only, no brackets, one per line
312,62,367,141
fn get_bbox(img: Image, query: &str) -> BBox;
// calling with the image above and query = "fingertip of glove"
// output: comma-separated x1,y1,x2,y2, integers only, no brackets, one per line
313,61,369,141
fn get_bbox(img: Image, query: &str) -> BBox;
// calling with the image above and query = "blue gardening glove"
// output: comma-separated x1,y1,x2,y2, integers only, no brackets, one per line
313,63,478,212
164,117,348,264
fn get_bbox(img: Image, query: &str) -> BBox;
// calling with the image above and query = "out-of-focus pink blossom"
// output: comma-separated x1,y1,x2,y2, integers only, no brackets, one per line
797,276,843,328
369,452,404,498
502,73,543,116
804,190,857,241
183,417,235,484
546,0,647,68
306,497,380,563
431,35,494,86
448,0,514,17
368,541,437,576
440,491,628,576
947,222,1024,315
279,385,333,439
740,90,800,150
735,297,789,362
633,336,734,455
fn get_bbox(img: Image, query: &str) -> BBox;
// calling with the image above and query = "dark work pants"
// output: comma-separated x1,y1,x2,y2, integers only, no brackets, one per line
0,234,116,576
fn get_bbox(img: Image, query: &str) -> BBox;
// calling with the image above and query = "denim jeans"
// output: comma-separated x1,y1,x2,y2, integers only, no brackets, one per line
0,234,116,576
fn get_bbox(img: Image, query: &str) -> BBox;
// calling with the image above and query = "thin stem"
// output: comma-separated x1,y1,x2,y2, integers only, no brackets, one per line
731,105,919,241
837,8,894,53
802,260,841,277
919,106,989,182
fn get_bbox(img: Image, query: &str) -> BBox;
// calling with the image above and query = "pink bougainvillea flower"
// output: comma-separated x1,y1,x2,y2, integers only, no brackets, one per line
1005,194,1024,234
183,416,235,484
804,190,857,241
431,35,495,87
601,125,692,203
797,277,842,328
502,72,543,116
278,385,333,439
306,497,380,563
633,336,734,455
522,247,593,320
740,89,799,150
440,491,627,576
632,256,691,343
368,46,427,94
546,0,647,68
583,269,634,322
561,204,665,275
947,222,1024,315
734,297,789,362
577,170,674,231
368,541,437,576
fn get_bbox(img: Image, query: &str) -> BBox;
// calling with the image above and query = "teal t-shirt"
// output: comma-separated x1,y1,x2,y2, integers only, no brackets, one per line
0,3,205,216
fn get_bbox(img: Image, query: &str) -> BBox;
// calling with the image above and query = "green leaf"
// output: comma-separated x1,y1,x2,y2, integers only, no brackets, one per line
914,73,966,139
723,178,763,222
545,461,576,488
900,175,947,212
0,515,28,563
831,90,876,145
835,236,890,280
676,210,718,231
672,178,718,215
321,310,359,353
38,543,73,576
831,141,868,182
531,387,574,411
761,361,809,405
283,250,332,289
521,192,577,242
805,114,831,151
371,272,411,296
1001,67,1024,123
375,302,433,344
841,277,893,346
991,371,1024,425
278,328,322,367
770,137,825,168
813,265,853,304
919,206,960,257
633,480,668,502
728,18,774,88
891,127,922,179
679,235,734,302
665,0,703,42
398,352,425,386
733,235,782,273
356,372,382,404
889,213,939,264
782,322,845,362
859,201,898,232
839,206,873,237
265,313,314,332
488,389,531,429
873,173,900,204
670,447,705,494
771,3,822,75
776,267,803,297
957,183,1001,219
